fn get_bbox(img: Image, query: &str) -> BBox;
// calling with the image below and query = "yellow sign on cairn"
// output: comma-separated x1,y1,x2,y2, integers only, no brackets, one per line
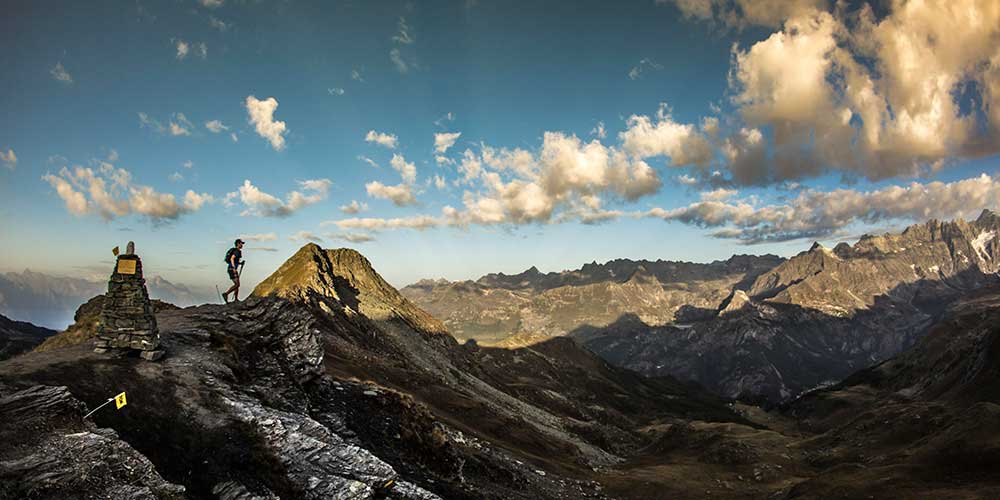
117,259,136,275
115,392,127,409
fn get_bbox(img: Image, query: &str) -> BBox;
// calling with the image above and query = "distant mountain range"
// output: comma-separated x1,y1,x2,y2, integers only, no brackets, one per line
401,254,785,344
405,210,1000,403
0,270,214,329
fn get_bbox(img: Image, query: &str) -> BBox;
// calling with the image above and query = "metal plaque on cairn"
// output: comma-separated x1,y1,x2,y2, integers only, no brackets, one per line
93,241,164,361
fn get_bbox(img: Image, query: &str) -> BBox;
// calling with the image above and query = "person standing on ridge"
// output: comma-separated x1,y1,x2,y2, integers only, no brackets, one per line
222,239,245,303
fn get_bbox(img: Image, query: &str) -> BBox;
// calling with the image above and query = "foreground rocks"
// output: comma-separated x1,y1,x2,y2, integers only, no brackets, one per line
0,384,185,499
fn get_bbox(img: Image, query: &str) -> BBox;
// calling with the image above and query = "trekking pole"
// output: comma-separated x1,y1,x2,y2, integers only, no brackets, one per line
239,261,245,278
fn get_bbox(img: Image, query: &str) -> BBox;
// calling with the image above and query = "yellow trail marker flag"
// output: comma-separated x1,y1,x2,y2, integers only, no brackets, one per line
112,246,120,256
115,392,127,409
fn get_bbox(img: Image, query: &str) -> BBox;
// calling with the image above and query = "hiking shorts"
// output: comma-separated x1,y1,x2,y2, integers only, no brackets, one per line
228,267,239,281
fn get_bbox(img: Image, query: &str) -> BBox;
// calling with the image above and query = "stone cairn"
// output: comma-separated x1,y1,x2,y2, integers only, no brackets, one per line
93,241,164,361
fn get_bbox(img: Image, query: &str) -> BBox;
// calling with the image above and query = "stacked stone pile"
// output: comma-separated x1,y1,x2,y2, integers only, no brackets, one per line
93,242,164,361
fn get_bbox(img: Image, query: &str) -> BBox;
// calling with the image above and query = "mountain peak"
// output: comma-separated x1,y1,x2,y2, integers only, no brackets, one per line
253,244,447,334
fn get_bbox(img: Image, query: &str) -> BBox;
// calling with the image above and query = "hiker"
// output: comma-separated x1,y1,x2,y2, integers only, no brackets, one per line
222,239,245,303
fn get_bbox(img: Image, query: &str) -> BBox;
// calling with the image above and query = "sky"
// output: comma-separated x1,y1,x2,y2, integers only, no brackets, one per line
2,0,1000,292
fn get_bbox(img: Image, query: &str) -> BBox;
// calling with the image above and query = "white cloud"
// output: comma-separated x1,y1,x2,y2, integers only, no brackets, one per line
199,0,223,8
434,175,447,190
392,17,414,45
182,160,194,169
351,69,364,82
230,132,238,143
647,173,1000,244
627,58,662,80
390,153,417,183
41,163,212,223
107,149,119,162
434,132,461,153
590,121,607,139
228,178,330,217
326,232,376,243
238,233,278,242
245,96,288,151
365,130,398,149
328,87,345,96
138,112,165,133
169,122,191,136
169,172,184,182
209,16,230,31
365,181,416,206
289,230,323,243
389,48,409,73
433,112,455,128
340,200,368,214
175,39,189,60
50,62,72,84
205,120,228,133
196,42,208,59
0,149,16,170
660,0,825,28
619,110,713,167
358,155,380,169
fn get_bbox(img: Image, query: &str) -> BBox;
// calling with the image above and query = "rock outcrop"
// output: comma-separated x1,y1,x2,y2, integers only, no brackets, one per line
579,211,1000,403
0,383,186,499
34,295,178,353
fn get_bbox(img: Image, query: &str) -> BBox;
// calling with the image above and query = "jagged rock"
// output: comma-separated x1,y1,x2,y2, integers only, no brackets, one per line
581,212,1000,403
0,384,185,499
718,289,751,316
401,254,784,344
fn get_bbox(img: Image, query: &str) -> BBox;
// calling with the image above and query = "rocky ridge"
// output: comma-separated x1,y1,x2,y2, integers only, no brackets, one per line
0,244,745,499
401,254,784,345
0,313,56,361
579,211,1000,403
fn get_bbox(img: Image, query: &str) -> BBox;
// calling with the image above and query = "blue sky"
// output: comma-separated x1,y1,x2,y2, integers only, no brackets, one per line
2,0,999,291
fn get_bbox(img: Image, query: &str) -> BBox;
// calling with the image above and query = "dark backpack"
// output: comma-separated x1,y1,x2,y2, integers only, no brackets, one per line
224,248,236,265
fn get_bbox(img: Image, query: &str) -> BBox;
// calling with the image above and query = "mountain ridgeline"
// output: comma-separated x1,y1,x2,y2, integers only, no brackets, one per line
401,253,785,345
0,243,746,500
406,210,1000,403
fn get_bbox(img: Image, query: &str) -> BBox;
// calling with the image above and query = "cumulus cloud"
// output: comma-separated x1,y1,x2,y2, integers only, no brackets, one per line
340,200,368,214
365,181,416,206
660,0,826,28
434,132,461,153
647,173,1000,244
238,233,278,242
50,62,72,84
41,162,212,223
389,153,417,183
365,130,398,149
619,108,713,167
289,230,323,243
245,96,288,151
205,120,228,133
229,178,331,217
1,149,16,169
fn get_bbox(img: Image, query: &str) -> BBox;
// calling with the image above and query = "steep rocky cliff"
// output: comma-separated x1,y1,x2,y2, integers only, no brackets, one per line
579,211,1000,403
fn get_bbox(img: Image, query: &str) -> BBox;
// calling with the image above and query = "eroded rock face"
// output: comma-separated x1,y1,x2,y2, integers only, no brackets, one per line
0,384,186,499
580,211,1000,403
